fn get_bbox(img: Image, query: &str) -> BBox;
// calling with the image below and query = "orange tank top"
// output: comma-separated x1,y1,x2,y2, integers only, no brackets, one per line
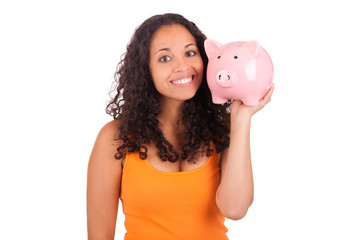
120,143,229,240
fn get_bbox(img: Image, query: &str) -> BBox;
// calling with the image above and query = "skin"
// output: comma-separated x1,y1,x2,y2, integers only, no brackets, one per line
148,24,207,171
87,24,274,239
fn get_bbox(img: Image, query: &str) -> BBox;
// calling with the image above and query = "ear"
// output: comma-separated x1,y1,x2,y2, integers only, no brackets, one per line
246,40,260,58
204,39,222,59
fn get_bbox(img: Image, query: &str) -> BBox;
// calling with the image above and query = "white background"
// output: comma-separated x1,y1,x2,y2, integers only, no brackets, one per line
1,0,359,239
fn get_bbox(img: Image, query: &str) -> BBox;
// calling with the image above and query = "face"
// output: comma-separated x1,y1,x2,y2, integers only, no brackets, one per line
149,24,204,104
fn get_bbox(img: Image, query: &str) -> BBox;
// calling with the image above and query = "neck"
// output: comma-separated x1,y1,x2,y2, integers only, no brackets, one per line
157,97,184,131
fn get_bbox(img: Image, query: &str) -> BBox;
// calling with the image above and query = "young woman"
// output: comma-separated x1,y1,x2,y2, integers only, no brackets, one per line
87,13,274,240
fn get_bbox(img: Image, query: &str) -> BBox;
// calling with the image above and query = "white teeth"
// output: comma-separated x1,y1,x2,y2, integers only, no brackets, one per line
171,77,192,85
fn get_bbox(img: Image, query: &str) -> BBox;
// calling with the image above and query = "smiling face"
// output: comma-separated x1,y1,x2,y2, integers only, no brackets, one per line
149,24,204,104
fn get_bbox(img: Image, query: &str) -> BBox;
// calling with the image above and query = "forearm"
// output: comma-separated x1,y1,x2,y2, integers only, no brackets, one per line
216,116,254,220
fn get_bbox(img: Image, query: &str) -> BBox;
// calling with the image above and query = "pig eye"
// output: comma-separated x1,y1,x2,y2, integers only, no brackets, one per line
217,54,221,59
234,54,239,59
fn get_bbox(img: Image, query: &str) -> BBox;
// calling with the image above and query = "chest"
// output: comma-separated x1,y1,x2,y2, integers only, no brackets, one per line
120,150,222,217
145,143,209,172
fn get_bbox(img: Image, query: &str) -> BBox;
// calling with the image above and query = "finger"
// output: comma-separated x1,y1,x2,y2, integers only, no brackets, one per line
267,83,275,97
262,83,275,102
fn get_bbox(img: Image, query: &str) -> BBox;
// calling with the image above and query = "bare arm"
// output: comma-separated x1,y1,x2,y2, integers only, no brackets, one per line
216,84,274,220
87,120,123,240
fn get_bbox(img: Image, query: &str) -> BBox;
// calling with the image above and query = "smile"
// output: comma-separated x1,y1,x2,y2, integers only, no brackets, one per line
170,76,194,86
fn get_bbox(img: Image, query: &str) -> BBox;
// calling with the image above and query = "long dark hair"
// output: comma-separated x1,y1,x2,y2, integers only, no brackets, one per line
106,13,230,163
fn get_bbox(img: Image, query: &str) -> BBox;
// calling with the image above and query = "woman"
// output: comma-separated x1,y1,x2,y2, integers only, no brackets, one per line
87,13,274,240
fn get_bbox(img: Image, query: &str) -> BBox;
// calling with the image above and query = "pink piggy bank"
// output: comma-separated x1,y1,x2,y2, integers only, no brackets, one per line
204,39,274,106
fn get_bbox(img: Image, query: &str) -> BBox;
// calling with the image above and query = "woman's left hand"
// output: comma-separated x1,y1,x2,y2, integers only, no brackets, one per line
230,83,275,123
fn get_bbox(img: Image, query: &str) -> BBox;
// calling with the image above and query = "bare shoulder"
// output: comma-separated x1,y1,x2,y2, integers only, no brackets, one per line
87,119,123,237
98,119,121,141
90,120,122,163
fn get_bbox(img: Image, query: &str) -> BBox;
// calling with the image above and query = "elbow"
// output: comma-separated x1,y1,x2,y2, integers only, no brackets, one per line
217,198,253,221
216,190,254,220
221,207,249,221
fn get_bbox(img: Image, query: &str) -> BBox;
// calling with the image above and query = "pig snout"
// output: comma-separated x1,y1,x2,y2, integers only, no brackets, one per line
217,70,230,81
216,70,233,87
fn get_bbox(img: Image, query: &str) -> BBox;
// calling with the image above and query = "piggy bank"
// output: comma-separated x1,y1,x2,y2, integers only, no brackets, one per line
204,39,274,106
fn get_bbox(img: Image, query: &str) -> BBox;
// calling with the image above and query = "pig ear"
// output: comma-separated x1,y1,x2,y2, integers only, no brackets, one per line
204,39,222,59
246,40,260,58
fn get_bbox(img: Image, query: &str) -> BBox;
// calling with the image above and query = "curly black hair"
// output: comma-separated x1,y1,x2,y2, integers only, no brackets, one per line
106,13,230,163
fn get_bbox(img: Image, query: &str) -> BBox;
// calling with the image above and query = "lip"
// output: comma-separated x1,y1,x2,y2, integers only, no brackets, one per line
170,75,195,87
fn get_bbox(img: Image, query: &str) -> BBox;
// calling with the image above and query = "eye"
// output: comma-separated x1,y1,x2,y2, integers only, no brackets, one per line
234,54,239,59
186,50,196,57
160,55,171,62
217,54,221,59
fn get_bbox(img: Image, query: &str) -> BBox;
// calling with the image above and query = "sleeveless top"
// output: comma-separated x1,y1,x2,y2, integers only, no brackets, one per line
120,142,229,240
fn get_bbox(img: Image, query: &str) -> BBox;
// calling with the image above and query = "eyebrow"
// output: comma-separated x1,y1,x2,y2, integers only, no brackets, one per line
154,43,197,55
185,43,196,48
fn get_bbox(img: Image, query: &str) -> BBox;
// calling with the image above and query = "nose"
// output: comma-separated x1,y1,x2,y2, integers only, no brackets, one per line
174,57,189,72
217,70,231,81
